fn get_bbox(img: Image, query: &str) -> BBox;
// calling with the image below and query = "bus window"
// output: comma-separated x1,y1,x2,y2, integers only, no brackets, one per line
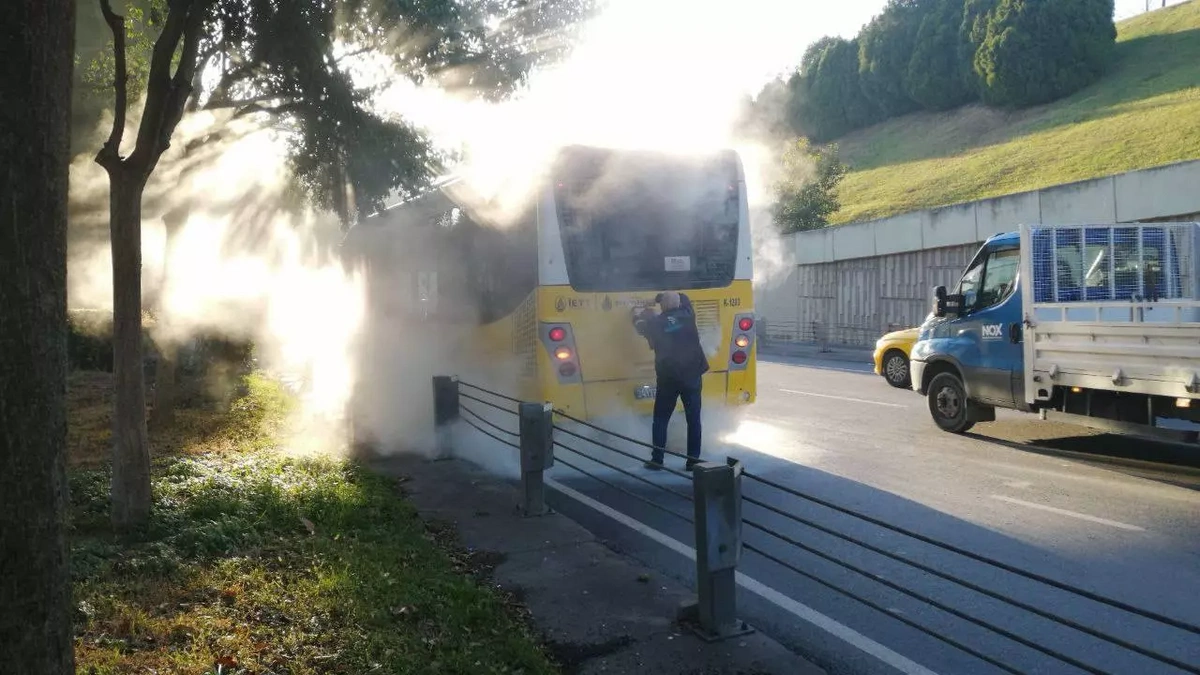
462,207,537,324
554,147,740,293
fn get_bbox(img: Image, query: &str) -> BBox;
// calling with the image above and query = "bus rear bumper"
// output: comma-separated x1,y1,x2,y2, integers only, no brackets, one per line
562,372,754,420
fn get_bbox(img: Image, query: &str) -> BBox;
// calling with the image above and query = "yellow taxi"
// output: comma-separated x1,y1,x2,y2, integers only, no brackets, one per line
873,327,920,389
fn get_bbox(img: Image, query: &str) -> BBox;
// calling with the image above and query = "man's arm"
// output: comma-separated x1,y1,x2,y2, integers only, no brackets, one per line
643,312,666,351
679,293,696,318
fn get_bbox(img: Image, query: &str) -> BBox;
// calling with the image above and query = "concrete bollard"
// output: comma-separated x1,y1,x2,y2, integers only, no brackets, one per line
432,375,459,460
683,457,753,641
518,401,554,516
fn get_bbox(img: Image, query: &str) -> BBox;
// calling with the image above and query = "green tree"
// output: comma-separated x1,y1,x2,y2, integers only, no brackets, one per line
959,0,999,95
772,139,849,233
905,0,978,110
738,77,792,141
857,0,932,118
1,0,76,668
89,0,591,529
960,0,999,55
974,0,1117,107
794,37,877,141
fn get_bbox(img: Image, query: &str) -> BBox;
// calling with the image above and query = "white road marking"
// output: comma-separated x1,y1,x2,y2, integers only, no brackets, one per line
780,388,908,408
547,476,941,675
1002,480,1033,489
989,495,1146,532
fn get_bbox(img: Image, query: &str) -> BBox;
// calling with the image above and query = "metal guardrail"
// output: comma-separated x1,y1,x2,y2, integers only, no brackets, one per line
435,376,1200,672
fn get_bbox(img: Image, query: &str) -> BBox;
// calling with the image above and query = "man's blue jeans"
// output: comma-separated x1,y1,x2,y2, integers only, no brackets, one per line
651,375,702,464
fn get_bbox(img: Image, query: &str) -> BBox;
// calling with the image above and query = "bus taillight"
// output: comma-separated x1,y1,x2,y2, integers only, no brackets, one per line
728,312,755,371
542,322,582,384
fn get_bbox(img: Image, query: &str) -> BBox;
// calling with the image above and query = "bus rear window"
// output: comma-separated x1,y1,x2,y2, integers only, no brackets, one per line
554,148,740,293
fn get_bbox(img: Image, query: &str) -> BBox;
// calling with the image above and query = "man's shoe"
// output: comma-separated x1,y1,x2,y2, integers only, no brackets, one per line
685,459,700,471
644,460,664,471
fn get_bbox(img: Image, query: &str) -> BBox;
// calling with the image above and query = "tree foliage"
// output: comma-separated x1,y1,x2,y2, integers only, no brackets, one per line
905,0,976,110
857,0,930,118
772,139,849,233
974,0,1117,107
791,38,877,142
770,0,1118,142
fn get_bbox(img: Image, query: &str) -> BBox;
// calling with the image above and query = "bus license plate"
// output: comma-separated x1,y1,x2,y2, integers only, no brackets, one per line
634,385,657,400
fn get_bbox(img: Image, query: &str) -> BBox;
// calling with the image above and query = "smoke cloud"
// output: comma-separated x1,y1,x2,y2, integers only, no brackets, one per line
67,0,809,467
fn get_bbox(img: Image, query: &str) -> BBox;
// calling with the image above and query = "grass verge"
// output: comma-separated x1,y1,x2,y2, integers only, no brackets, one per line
69,370,556,675
830,0,1200,225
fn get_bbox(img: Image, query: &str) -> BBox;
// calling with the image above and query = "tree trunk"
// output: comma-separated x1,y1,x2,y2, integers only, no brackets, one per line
150,206,187,430
95,0,211,530
108,174,152,530
151,344,178,429
0,0,76,669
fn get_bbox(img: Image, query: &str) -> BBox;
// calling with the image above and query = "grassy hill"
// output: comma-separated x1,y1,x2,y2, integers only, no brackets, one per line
829,0,1200,226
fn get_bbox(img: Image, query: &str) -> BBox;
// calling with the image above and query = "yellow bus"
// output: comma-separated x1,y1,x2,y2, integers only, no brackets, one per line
346,144,757,424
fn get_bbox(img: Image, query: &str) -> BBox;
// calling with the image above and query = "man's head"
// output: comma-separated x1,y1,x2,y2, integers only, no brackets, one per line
658,291,681,311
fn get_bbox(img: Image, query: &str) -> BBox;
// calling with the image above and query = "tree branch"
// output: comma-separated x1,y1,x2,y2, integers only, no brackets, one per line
128,0,214,178
204,62,259,108
203,91,286,111
159,4,208,149
126,0,192,172
95,0,127,172
334,45,376,65
186,43,220,112
231,100,302,120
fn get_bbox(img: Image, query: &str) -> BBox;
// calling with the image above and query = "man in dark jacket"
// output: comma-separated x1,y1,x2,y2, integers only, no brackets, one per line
632,291,709,470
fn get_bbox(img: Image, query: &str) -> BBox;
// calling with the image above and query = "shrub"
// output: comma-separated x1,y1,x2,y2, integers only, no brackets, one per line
772,139,849,233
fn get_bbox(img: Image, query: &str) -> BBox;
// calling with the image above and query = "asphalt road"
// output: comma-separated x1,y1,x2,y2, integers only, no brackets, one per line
456,355,1200,675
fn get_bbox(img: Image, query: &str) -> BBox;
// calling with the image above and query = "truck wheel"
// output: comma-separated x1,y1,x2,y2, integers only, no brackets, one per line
928,372,974,434
883,350,911,389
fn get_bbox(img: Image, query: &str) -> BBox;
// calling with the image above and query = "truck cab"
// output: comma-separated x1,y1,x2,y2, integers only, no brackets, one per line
912,222,1200,441
910,232,1025,433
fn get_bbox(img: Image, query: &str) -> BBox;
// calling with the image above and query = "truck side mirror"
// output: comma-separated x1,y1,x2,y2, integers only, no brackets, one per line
933,285,949,318
932,285,963,319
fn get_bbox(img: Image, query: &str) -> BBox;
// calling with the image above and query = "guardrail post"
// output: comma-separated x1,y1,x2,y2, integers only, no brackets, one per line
518,401,554,517
683,457,753,641
432,375,459,460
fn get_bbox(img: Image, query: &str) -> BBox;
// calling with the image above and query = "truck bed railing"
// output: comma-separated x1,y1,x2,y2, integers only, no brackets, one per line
1030,298,1200,323
1020,222,1200,405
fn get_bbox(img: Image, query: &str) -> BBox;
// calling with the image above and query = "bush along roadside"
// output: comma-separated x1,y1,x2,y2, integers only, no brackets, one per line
69,371,558,675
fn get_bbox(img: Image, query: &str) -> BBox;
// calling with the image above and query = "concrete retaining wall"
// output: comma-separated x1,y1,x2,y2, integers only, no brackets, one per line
757,159,1200,348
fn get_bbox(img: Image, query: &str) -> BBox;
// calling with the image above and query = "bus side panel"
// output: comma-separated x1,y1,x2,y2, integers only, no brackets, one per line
467,290,540,402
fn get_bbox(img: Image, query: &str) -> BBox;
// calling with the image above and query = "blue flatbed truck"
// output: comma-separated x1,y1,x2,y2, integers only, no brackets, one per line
910,222,1200,442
